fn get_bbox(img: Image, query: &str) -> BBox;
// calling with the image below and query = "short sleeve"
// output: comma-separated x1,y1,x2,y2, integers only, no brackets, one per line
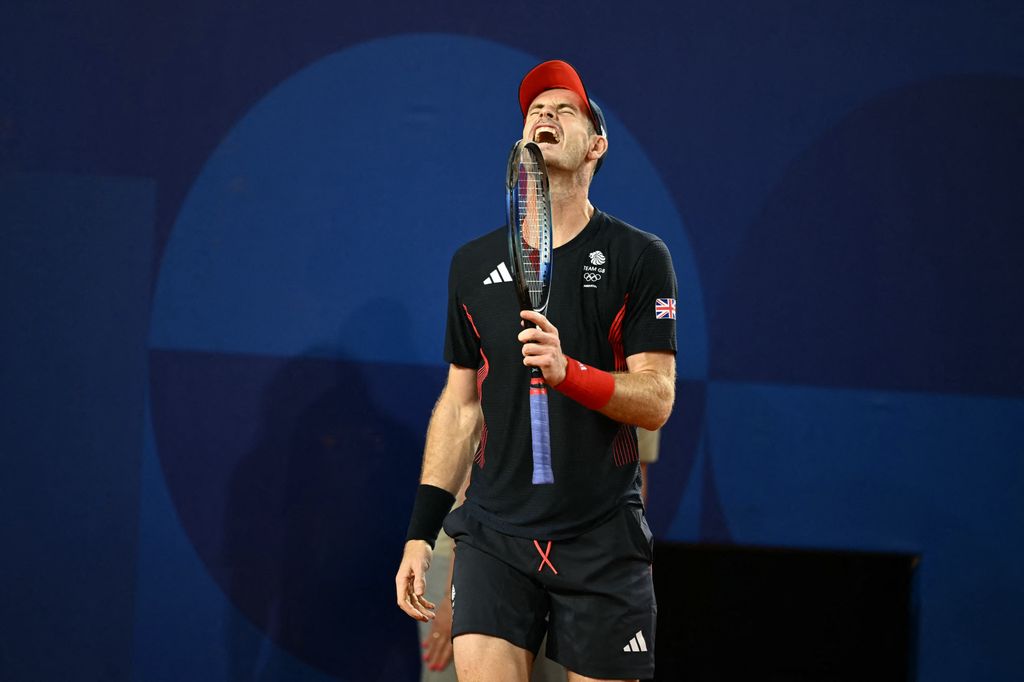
443,251,482,367
623,239,678,357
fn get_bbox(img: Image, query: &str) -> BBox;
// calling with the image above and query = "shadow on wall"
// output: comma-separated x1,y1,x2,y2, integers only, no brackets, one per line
221,349,421,680
150,298,439,680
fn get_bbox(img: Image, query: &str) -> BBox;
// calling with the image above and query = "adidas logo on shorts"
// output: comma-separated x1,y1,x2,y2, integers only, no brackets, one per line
623,630,648,653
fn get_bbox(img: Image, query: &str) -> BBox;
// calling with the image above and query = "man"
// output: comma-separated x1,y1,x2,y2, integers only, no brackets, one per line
396,60,677,682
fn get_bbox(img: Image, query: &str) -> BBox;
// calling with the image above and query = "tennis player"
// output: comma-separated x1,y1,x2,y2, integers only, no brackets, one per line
396,59,677,682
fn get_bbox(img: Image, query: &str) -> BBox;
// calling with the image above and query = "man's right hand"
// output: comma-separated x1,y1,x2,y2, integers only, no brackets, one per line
395,539,436,621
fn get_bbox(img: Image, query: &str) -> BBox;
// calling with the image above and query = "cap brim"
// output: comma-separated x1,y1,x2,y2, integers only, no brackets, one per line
518,60,600,132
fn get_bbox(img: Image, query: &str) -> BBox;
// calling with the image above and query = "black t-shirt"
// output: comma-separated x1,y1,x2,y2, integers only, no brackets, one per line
444,209,678,539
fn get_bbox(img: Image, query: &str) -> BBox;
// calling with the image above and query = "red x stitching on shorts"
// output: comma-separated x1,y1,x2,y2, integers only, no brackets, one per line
533,539,558,574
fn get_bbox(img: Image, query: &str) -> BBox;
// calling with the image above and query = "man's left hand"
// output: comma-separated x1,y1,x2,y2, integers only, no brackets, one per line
519,310,567,386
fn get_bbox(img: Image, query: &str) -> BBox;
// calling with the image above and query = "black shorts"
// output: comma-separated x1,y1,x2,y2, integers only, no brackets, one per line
443,504,656,680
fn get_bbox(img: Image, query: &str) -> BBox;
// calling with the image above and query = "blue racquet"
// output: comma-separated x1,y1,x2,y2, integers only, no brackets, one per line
506,140,554,485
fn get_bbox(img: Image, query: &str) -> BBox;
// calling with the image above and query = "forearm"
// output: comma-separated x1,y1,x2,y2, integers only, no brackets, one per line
599,368,675,431
552,350,676,430
419,391,481,495
517,310,677,430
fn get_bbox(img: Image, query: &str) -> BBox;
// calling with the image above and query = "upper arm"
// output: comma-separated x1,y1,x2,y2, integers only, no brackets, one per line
421,364,481,490
442,363,480,406
626,350,676,426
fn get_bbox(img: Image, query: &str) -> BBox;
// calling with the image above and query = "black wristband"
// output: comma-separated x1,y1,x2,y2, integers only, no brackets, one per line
405,484,456,549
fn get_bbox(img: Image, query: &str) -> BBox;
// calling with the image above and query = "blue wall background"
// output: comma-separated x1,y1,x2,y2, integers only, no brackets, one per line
2,1,1022,680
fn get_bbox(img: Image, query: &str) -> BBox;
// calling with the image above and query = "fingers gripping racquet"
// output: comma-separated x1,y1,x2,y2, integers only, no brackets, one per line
506,140,554,485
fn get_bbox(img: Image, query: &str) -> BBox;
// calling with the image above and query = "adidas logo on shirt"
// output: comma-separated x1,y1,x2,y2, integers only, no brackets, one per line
483,261,513,285
623,630,648,653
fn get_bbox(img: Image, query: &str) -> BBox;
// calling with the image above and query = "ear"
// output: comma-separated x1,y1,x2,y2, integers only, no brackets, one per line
588,135,608,163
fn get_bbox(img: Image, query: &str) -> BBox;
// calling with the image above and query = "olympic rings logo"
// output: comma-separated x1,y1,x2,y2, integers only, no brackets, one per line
583,272,602,282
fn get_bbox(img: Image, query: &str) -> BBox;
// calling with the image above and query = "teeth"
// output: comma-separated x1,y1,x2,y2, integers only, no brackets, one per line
534,127,560,144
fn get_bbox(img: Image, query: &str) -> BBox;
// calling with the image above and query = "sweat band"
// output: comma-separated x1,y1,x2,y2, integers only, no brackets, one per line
405,484,456,548
554,355,616,410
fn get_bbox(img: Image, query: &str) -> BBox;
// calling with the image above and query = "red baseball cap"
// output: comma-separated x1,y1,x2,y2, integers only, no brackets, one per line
518,60,605,136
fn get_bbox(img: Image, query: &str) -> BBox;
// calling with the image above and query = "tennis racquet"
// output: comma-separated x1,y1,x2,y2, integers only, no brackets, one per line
506,140,555,485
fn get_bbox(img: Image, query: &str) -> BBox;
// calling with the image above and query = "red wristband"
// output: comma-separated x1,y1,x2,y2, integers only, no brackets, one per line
554,356,615,410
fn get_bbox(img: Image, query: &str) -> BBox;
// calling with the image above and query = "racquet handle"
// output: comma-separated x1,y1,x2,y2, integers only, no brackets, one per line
528,366,554,484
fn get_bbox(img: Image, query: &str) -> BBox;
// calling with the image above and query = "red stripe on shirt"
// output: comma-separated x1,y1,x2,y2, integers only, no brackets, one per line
463,304,489,468
475,424,488,468
612,424,639,467
607,295,636,465
608,294,629,372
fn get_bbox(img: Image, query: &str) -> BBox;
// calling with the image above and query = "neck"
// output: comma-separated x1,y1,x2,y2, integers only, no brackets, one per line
547,167,595,248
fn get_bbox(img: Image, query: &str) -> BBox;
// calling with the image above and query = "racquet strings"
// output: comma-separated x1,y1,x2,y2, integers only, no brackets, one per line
515,154,551,310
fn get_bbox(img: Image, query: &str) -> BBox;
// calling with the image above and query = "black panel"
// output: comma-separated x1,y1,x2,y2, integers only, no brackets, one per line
651,543,917,681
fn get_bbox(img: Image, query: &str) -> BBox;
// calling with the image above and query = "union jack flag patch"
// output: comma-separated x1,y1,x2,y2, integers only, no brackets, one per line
655,298,676,319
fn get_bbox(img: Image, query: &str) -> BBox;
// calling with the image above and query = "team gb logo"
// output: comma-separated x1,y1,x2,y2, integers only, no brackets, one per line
589,251,606,266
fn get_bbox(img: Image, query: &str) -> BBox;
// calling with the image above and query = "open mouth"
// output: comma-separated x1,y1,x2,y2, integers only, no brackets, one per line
533,126,560,144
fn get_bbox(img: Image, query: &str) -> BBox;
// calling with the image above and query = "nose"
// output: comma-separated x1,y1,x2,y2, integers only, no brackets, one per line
534,103,556,119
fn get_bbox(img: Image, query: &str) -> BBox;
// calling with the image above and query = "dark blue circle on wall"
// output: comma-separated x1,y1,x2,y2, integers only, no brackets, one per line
148,34,707,678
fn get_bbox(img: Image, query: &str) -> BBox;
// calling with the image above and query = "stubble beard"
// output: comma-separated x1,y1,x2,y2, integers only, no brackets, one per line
541,137,589,176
